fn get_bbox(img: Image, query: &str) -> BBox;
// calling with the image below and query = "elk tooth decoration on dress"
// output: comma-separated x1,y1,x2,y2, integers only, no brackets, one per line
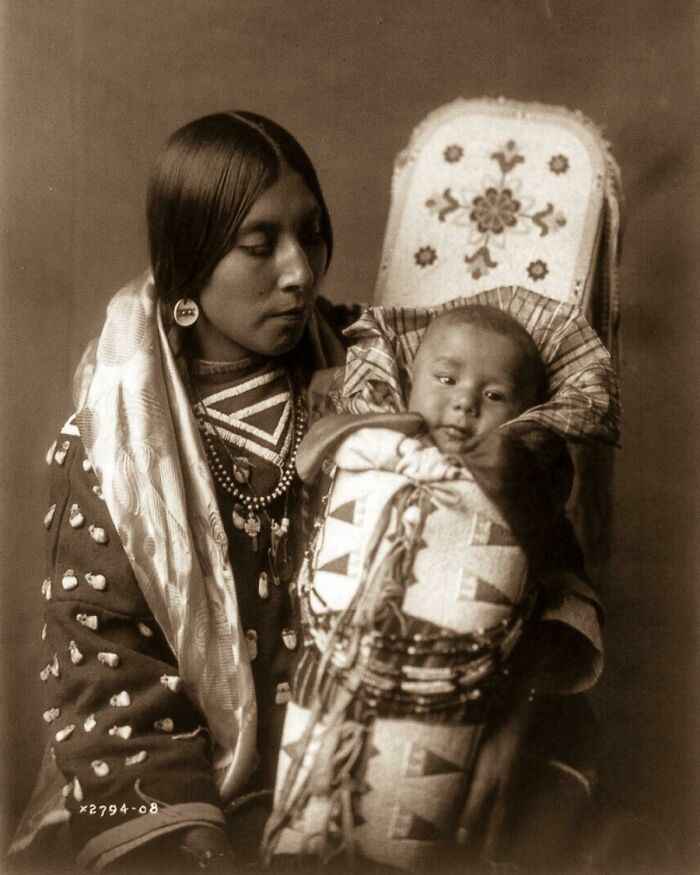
85,572,107,591
68,641,84,665
73,778,84,802
125,751,148,766
53,441,70,466
108,725,132,740
44,504,56,529
45,440,57,466
62,570,78,591
160,674,183,693
55,725,75,743
89,525,108,545
97,652,120,668
69,504,84,528
91,761,110,777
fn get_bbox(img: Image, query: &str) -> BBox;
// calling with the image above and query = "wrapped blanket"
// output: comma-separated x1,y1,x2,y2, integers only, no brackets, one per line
265,428,551,869
265,284,618,868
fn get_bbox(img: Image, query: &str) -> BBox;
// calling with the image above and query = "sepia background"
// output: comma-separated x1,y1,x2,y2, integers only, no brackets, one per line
1,0,698,868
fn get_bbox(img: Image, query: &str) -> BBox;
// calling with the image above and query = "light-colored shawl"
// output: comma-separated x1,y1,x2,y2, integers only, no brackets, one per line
11,273,346,855
71,271,346,797
74,273,258,796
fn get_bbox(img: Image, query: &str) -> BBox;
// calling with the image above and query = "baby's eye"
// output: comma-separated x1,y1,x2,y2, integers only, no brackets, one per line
484,390,505,402
436,374,455,385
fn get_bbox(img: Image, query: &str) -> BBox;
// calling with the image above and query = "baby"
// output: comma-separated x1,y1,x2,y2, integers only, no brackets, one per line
265,305,599,871
408,305,546,453
406,306,577,579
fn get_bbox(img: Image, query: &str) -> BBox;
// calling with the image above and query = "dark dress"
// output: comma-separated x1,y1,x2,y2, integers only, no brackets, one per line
12,299,362,873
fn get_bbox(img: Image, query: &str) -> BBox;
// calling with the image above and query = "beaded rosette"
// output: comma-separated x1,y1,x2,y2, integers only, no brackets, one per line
264,429,533,869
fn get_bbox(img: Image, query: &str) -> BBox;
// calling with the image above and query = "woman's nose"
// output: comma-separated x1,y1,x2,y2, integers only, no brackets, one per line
278,237,314,293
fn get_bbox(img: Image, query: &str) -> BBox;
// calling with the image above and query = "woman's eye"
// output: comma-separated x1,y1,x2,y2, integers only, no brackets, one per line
240,243,272,257
299,222,325,246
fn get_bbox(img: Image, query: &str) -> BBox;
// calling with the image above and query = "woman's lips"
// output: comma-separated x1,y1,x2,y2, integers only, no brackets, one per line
275,307,307,321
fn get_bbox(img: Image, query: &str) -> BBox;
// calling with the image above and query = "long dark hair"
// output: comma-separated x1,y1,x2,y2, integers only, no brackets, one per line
147,111,333,307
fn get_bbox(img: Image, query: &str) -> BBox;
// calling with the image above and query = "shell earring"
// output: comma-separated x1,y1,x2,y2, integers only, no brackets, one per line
173,298,199,327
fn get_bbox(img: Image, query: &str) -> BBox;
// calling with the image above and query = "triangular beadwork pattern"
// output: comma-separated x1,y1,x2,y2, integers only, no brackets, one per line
194,367,292,466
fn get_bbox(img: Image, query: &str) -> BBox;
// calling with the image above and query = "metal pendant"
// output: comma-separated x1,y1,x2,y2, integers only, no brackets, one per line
269,517,291,583
282,628,298,651
275,681,291,705
244,511,261,552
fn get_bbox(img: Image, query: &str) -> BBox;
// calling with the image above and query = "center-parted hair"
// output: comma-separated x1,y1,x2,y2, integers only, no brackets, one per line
147,111,333,306
424,305,548,403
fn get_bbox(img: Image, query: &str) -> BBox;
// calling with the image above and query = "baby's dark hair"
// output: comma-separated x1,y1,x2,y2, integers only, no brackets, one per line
427,305,548,403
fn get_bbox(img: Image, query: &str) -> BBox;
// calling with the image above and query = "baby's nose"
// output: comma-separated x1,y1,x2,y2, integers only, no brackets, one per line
454,390,479,414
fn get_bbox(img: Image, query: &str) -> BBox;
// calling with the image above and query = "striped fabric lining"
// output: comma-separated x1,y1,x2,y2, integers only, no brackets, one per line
341,286,620,446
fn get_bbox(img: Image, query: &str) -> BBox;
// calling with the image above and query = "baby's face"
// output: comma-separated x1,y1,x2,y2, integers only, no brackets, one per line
408,321,538,456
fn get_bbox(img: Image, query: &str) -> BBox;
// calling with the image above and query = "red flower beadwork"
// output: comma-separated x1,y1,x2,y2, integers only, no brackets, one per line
465,246,498,280
414,246,437,268
470,188,521,234
443,144,464,163
526,259,549,281
548,154,570,175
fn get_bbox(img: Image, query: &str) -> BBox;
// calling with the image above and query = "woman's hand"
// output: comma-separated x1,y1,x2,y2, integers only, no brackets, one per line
457,696,532,857
178,825,235,871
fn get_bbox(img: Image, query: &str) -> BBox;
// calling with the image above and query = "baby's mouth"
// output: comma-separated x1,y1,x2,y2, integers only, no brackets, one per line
441,424,474,440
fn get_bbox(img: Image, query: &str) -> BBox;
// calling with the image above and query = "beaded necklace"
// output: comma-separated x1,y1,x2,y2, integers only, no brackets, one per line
190,365,306,586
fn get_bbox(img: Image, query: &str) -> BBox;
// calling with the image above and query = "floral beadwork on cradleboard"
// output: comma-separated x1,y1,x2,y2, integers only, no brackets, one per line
420,139,567,283
376,97,621,346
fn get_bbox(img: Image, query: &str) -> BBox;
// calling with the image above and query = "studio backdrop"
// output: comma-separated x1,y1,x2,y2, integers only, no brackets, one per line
1,0,698,867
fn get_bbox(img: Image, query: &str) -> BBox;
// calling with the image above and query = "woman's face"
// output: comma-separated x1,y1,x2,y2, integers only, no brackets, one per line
193,169,328,361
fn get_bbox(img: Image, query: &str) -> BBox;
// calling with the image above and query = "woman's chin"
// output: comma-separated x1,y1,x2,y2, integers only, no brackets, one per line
267,323,308,356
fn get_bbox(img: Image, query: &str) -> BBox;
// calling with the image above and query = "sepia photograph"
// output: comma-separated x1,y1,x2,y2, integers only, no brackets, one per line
1,2,698,872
